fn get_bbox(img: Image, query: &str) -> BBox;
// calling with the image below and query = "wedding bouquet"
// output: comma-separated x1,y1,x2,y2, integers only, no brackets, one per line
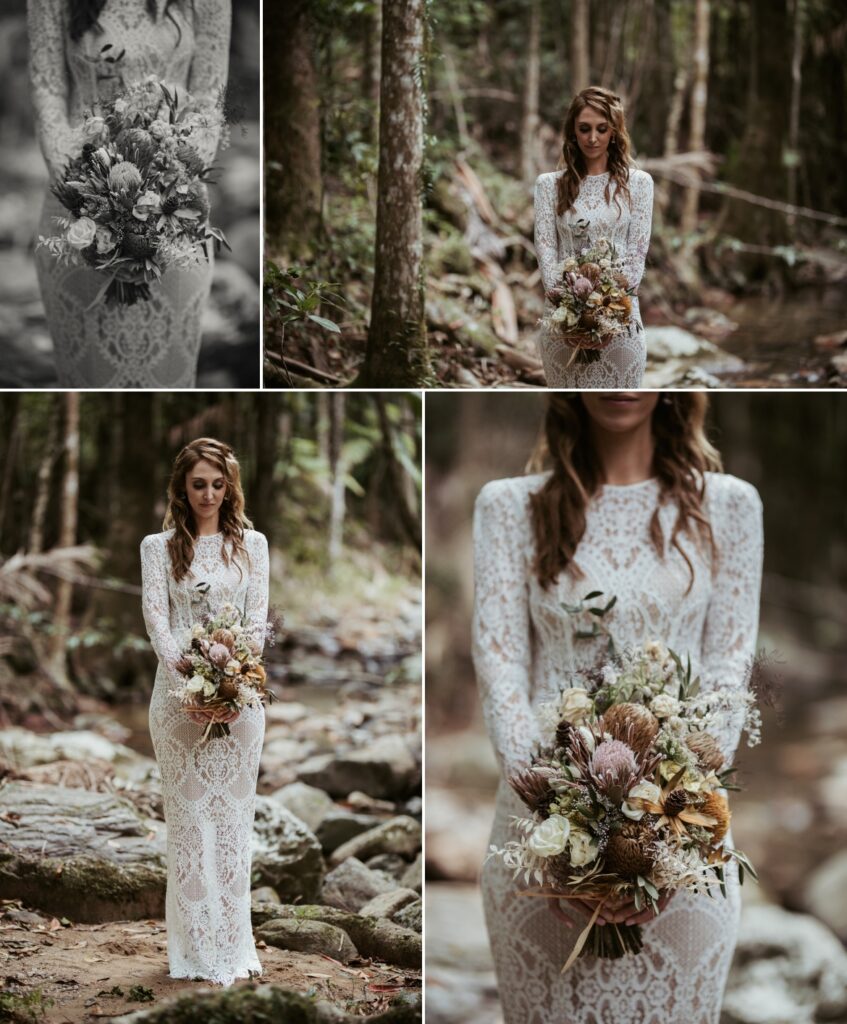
38,75,229,307
541,238,636,365
170,603,276,742
490,601,760,968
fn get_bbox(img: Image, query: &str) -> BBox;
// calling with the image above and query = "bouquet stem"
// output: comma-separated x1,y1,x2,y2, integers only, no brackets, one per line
201,719,231,742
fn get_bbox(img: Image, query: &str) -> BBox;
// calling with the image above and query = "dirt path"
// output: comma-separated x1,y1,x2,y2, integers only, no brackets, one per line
1,910,420,1022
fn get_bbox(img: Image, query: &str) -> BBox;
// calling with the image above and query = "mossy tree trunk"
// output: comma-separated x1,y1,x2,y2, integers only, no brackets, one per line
680,0,711,235
520,0,541,184
265,0,322,259
571,0,590,94
359,0,430,388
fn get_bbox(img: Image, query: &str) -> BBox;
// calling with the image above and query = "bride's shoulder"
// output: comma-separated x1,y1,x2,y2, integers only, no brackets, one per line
243,528,268,550
534,170,563,190
140,530,173,552
627,167,654,190
475,472,551,517
703,472,762,515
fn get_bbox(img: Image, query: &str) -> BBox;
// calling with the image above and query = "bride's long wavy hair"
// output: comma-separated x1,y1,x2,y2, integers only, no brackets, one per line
69,0,191,43
557,86,634,217
163,438,252,583
527,394,721,591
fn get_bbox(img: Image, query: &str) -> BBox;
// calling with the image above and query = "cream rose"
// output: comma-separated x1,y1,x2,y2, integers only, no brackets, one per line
67,216,97,249
94,226,116,254
559,687,593,724
650,693,681,718
132,190,160,221
528,815,571,858
622,780,661,821
186,675,205,694
568,829,599,867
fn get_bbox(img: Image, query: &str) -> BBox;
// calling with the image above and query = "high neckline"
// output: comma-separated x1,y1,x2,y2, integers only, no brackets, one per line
584,170,610,179
194,532,223,541
598,477,658,493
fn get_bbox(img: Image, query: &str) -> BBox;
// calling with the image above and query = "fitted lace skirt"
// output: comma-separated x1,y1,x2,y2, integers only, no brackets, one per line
149,666,264,986
35,193,211,388
536,297,646,389
481,781,740,1024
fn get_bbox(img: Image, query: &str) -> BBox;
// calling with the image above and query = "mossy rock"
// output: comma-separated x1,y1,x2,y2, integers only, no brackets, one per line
425,294,499,356
428,233,474,277
255,918,358,963
251,904,421,970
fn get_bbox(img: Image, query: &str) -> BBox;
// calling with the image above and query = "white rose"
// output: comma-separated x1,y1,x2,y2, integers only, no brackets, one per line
599,257,612,270
528,815,570,858
650,694,681,718
225,659,241,676
186,675,205,694
202,680,216,698
95,226,116,254
568,829,599,867
601,665,618,687
559,687,593,724
132,189,160,221
550,306,568,323
67,216,97,249
622,780,662,820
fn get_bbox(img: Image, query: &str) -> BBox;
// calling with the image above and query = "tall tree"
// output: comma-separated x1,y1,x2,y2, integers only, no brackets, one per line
362,0,383,144
571,0,590,94
520,0,541,183
265,1,322,255
328,393,346,567
359,0,430,387
680,0,710,235
786,0,805,232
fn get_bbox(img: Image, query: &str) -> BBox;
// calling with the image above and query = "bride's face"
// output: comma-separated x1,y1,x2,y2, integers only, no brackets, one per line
185,458,227,526
574,105,613,163
581,393,659,433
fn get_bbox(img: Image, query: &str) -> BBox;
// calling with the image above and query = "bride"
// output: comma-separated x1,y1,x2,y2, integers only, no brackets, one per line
473,392,763,1023
141,437,269,985
534,87,653,388
28,0,231,388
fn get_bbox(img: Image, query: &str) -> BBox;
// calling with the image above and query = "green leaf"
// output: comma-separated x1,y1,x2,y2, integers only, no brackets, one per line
306,314,342,333
603,595,617,612
583,591,604,600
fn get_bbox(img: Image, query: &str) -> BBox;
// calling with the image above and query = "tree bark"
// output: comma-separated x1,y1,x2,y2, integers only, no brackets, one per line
362,0,383,145
373,396,421,552
786,0,804,232
680,0,710,235
45,393,80,688
571,0,590,94
0,396,21,548
359,0,430,387
328,393,346,567
28,403,61,555
265,0,322,256
520,0,541,183
252,398,277,544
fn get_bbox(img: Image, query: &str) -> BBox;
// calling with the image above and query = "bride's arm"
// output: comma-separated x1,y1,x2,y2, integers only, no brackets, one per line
621,171,654,292
244,532,270,655
534,174,561,300
187,0,232,164
28,0,78,178
472,481,540,778
140,535,183,682
699,477,764,759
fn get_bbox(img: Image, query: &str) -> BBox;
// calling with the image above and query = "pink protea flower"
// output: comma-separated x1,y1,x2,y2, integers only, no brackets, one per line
209,642,231,667
590,739,639,793
572,275,594,300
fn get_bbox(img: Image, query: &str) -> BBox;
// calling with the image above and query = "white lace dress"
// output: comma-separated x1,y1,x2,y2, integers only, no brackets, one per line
534,169,653,388
141,529,268,986
472,472,763,1024
28,0,230,387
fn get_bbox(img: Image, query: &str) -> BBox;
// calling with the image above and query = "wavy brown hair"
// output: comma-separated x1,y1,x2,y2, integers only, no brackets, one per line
528,394,721,591
163,438,252,583
556,86,633,217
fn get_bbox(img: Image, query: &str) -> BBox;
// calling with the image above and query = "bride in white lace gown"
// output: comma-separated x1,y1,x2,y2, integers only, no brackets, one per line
534,87,653,388
28,0,230,387
141,438,268,985
473,393,763,1024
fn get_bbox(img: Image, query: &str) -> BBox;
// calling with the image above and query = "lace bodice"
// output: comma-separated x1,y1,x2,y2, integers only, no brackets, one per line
472,471,763,777
28,0,231,175
141,528,269,682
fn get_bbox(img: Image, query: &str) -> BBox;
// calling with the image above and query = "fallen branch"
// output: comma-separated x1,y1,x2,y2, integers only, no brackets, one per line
264,350,345,386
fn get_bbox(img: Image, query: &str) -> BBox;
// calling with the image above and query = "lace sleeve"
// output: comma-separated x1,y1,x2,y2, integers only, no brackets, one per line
534,174,560,298
622,170,653,292
700,477,764,757
140,534,182,678
244,532,270,655
27,0,78,178
472,480,540,777
188,0,231,163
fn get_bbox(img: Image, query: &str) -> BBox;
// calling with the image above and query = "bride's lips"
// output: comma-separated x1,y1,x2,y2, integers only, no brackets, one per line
599,393,640,404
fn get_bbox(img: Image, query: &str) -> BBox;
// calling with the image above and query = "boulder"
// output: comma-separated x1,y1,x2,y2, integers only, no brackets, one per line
359,888,420,921
400,853,423,893
722,905,847,1024
271,781,335,832
0,780,166,921
393,900,422,933
251,886,281,904
322,857,396,912
256,918,358,963
317,809,383,853
297,736,418,801
329,816,421,867
252,904,422,970
251,796,324,903
366,854,409,881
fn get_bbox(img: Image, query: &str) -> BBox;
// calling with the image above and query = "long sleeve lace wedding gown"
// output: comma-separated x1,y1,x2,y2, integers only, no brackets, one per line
28,0,230,387
141,529,268,985
534,169,653,388
473,472,763,1024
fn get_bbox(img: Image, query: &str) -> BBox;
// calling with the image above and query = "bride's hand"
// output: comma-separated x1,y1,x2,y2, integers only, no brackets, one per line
185,705,240,726
597,890,674,926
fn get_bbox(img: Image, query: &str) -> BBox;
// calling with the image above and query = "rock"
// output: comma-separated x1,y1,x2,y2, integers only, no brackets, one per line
251,886,281,904
317,809,383,853
0,727,151,780
297,736,418,801
347,792,397,815
270,781,335,832
251,796,324,903
400,853,423,893
256,918,358,964
329,816,422,868
814,329,847,351
367,854,409,880
722,905,847,1024
252,904,422,970
108,986,347,1023
394,900,422,933
322,857,396,913
359,888,420,921
0,780,166,921
802,849,847,942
